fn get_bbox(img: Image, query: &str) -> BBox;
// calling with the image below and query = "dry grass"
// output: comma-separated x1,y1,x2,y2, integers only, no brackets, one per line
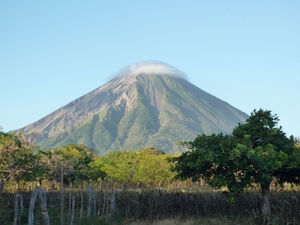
128,219,196,225
127,217,253,225
2,185,300,225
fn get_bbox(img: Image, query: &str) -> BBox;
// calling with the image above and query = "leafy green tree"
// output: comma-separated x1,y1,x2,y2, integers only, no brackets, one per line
137,147,165,155
43,144,97,186
134,150,175,186
89,148,175,187
232,109,299,214
170,109,300,215
90,151,137,184
0,131,40,193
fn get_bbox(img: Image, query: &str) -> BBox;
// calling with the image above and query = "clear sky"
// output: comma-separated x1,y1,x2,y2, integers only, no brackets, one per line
1,1,299,137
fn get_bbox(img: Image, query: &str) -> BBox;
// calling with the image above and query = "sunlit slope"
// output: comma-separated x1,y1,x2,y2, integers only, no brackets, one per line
20,67,248,154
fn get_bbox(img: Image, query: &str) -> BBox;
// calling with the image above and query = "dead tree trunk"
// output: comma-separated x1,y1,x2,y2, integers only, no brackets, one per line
80,185,83,219
93,189,96,216
109,191,117,218
261,181,271,215
13,193,24,224
70,196,75,225
28,186,50,225
13,194,19,225
87,184,93,217
38,188,50,225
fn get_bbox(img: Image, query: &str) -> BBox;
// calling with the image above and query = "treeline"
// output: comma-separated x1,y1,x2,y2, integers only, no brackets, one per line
0,129,178,193
89,147,176,188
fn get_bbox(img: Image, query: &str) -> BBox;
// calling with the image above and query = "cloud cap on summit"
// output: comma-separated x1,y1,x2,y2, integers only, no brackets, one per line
116,60,187,79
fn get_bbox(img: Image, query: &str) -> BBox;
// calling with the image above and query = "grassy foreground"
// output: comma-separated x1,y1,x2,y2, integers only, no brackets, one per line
72,216,293,225
126,218,251,225
1,185,300,225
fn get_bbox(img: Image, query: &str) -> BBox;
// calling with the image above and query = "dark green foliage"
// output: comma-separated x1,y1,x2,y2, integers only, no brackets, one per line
232,109,300,186
170,109,300,215
170,134,242,191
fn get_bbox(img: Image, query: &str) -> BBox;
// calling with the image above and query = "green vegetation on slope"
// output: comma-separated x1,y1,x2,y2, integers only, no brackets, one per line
26,74,248,154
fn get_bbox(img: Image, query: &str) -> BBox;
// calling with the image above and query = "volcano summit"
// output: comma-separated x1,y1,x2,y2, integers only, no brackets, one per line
116,60,186,78
20,61,248,154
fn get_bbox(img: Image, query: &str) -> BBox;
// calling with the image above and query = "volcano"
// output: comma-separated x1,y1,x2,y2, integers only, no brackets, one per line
20,61,248,154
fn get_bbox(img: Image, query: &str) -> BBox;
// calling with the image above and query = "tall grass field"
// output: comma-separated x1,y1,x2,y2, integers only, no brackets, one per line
1,183,300,225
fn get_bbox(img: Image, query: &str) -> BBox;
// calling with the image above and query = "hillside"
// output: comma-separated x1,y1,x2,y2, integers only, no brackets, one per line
20,61,248,154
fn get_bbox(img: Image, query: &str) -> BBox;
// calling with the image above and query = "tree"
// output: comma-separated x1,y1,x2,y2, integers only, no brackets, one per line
169,109,300,215
0,131,40,193
137,147,165,156
134,150,175,186
43,144,97,186
89,148,176,187
90,151,137,184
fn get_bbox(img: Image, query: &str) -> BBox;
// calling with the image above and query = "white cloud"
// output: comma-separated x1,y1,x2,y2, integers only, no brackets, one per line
116,60,187,79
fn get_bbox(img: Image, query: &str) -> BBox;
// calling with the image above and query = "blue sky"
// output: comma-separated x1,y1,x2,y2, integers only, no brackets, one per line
1,1,299,137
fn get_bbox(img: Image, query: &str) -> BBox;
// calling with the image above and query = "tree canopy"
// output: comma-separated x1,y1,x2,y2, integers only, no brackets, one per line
42,144,97,185
89,148,175,187
0,128,175,190
169,109,300,215
0,131,39,193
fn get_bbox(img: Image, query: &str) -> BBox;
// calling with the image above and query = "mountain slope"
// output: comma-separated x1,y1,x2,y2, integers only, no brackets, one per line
20,61,248,154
